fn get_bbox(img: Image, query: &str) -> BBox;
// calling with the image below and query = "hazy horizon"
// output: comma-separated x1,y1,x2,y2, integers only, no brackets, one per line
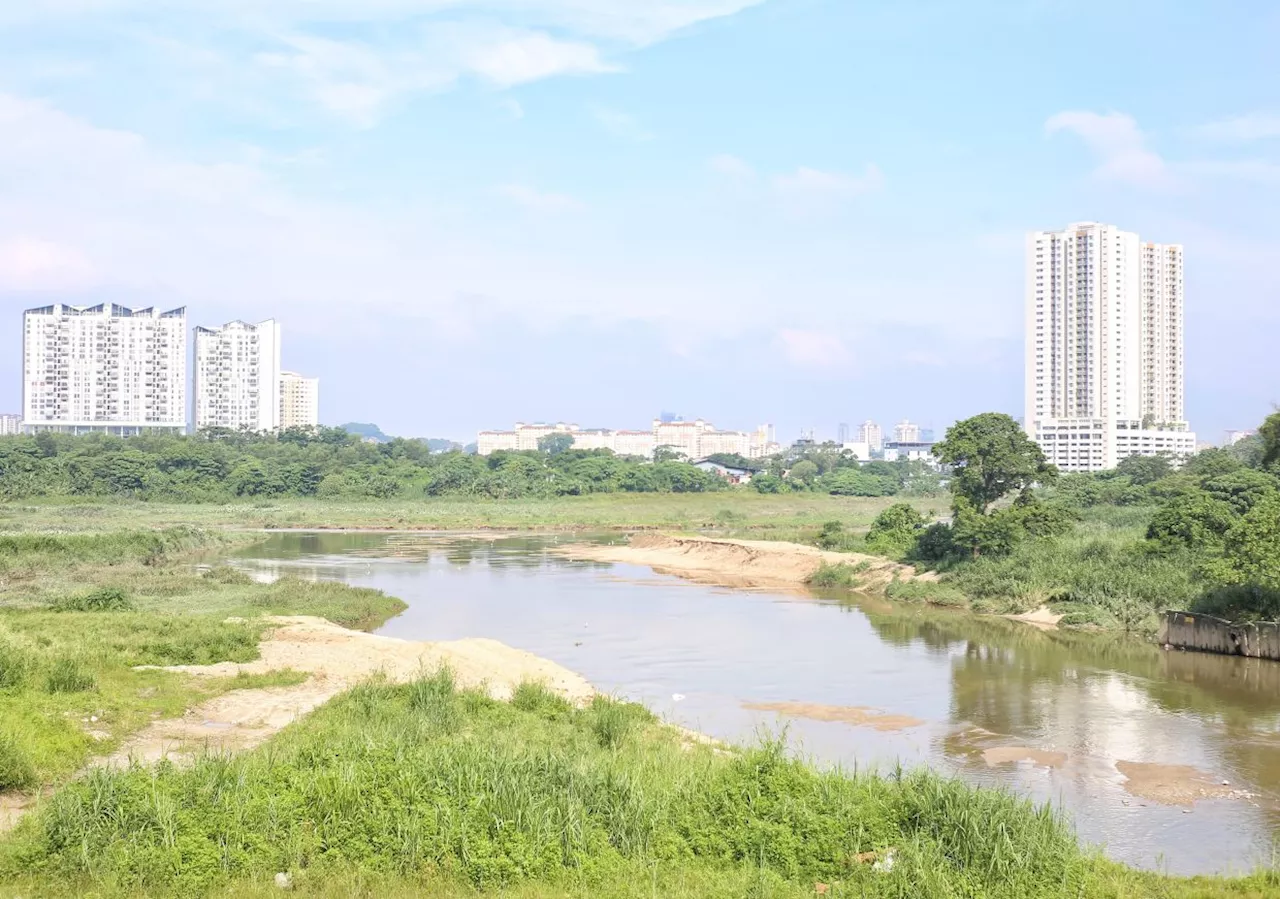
2,2,1276,443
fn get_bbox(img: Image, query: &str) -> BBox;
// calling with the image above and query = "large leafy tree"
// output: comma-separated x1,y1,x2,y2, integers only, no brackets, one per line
1213,494,1280,591
932,413,1056,513
1260,411,1280,471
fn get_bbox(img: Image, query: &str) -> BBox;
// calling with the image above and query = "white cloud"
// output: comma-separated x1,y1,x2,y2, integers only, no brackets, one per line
0,238,97,292
460,29,615,86
708,153,754,179
1195,112,1280,143
590,104,653,141
499,97,525,118
776,329,850,370
492,183,582,210
773,164,884,212
1045,110,1174,189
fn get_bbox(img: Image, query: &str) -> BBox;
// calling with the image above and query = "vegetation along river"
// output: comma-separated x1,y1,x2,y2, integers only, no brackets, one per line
231,531,1280,877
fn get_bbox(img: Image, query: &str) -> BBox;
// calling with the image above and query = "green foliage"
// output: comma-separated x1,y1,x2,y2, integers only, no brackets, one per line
1146,492,1237,549
820,468,897,497
52,587,133,612
1115,454,1173,486
43,655,97,694
751,473,786,493
787,460,819,485
0,731,36,791
933,413,1055,513
865,503,928,556
0,431,728,501
0,634,38,689
1210,493,1280,592
1260,411,1280,470
815,520,846,550
807,562,867,588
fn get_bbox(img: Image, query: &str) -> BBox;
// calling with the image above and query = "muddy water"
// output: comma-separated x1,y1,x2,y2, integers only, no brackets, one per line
233,532,1280,876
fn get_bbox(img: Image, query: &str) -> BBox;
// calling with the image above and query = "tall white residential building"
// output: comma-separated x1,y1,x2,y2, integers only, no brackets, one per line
892,420,920,443
1025,222,1195,472
279,371,319,430
193,320,281,432
0,414,23,436
22,303,187,435
856,420,883,450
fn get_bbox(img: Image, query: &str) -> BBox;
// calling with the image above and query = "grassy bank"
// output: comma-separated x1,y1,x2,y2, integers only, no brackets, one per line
0,528,406,792
3,673,1274,898
0,494,946,536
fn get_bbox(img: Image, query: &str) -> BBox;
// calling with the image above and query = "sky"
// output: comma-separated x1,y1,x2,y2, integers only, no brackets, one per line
0,0,1277,443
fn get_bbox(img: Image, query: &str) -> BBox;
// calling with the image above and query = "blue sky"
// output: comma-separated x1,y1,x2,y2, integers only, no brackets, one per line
1,0,1277,442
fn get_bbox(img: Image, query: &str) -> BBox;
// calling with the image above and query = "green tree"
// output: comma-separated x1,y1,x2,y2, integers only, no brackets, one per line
653,446,688,463
788,460,819,487
1212,494,1280,591
932,413,1055,513
537,433,576,456
865,503,928,556
1260,411,1280,470
1115,453,1173,486
1146,491,1238,549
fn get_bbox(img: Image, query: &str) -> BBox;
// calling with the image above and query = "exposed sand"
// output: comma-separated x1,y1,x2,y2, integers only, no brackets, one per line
1116,761,1241,806
982,746,1068,768
559,534,933,592
112,615,594,767
1005,606,1064,630
744,701,925,733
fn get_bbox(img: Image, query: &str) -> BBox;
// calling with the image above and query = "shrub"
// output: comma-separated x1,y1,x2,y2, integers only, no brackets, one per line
866,503,928,555
52,587,133,612
0,731,36,791
815,520,846,550
44,656,97,694
807,562,862,589
0,636,38,690
587,695,649,749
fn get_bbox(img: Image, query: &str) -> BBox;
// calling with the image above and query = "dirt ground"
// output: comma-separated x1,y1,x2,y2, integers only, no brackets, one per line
559,534,932,592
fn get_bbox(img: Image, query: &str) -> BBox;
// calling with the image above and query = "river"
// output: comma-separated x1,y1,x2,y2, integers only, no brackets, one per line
231,531,1280,877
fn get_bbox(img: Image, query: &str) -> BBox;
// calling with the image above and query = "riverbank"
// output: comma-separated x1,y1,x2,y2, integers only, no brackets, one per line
2,524,1278,895
558,533,933,592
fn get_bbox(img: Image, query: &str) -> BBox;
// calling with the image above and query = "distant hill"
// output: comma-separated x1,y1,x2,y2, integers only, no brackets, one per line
338,422,391,443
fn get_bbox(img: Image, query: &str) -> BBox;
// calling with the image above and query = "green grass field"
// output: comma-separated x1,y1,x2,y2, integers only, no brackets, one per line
0,493,947,535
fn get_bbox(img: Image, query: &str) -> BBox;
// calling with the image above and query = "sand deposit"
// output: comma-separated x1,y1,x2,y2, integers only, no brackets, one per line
111,616,594,767
744,701,925,733
560,534,931,592
1116,761,1242,806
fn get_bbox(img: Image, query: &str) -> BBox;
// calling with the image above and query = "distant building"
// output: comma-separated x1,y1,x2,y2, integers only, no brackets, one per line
22,303,187,435
883,441,938,466
837,422,850,444
194,319,281,432
920,428,935,443
1025,222,1195,471
693,459,757,485
1224,429,1256,447
856,420,883,451
0,414,21,436
892,420,920,443
476,419,778,459
841,442,872,461
280,371,319,430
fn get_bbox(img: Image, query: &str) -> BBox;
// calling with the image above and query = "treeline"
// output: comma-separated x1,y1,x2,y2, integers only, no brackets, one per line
0,429,729,500
851,413,1280,627
753,449,944,497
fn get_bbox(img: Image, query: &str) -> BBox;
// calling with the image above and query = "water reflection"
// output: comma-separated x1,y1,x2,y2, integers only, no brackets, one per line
231,532,1280,875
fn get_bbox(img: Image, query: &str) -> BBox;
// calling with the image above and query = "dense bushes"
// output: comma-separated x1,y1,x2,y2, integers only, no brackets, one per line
0,430,727,501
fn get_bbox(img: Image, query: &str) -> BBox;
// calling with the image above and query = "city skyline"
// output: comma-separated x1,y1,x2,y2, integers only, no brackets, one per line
0,3,1276,438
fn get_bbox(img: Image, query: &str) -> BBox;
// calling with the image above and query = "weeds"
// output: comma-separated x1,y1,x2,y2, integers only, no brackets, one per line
44,655,97,694
52,588,133,612
0,731,35,791
808,562,864,589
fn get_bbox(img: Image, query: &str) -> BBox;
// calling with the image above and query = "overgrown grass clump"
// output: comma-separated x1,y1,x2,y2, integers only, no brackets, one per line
1,675,1118,899
808,561,870,589
245,577,407,631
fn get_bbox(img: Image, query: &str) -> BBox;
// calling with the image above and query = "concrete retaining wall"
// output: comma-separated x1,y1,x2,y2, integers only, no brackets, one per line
1159,611,1280,662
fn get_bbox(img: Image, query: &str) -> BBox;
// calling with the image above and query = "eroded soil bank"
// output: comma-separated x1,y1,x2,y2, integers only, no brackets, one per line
558,534,932,591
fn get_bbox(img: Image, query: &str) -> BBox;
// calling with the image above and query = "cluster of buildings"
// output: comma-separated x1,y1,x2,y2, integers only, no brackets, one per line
15,304,318,436
477,420,780,460
1024,222,1196,472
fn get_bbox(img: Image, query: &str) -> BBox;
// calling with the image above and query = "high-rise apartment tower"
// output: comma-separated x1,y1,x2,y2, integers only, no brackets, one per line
193,319,282,432
22,303,187,435
279,371,319,430
1024,222,1194,471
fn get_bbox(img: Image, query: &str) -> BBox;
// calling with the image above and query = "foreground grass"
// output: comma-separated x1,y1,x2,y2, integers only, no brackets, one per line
0,529,406,791
3,674,1272,899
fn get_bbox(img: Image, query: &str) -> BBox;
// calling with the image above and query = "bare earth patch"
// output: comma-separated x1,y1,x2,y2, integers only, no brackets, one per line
112,615,594,767
982,746,1068,768
559,535,932,592
1005,606,1064,630
744,701,925,733
1115,761,1240,806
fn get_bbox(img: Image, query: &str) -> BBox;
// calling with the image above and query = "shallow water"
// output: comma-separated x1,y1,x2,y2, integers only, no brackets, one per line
233,531,1280,876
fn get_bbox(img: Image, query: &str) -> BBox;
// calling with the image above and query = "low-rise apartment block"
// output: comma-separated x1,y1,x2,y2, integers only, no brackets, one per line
0,414,21,436
477,419,778,459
